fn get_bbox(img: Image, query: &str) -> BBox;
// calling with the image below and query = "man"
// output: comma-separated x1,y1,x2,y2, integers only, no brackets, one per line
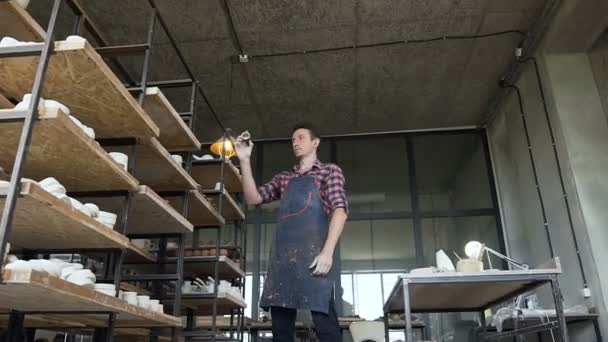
235,123,348,342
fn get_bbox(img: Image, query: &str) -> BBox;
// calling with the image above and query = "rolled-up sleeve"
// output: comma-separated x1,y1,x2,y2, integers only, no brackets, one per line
325,164,348,213
257,173,284,204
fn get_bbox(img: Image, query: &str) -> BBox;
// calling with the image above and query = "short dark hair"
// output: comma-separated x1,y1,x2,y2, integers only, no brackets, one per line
292,122,320,140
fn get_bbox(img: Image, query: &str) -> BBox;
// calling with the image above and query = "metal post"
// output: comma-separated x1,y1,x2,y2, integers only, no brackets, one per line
138,7,158,105
7,311,25,342
550,276,569,342
406,137,424,266
174,234,185,317
383,311,390,342
188,81,198,130
112,249,126,297
72,14,83,35
402,280,413,342
479,310,487,342
0,0,62,280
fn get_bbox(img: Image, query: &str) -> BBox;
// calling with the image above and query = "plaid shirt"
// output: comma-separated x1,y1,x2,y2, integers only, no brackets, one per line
258,160,348,216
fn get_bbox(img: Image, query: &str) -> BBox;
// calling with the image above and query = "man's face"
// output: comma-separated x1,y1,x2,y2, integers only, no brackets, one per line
292,128,319,158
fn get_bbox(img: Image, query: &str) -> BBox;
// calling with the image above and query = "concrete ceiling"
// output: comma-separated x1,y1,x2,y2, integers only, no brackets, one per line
29,0,548,141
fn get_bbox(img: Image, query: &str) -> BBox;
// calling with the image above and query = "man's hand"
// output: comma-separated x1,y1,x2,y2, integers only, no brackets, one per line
309,250,333,276
235,138,254,161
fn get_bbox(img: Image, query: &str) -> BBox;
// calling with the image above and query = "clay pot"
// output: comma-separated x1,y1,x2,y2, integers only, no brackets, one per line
185,250,193,257
201,249,210,257
193,249,203,257
220,249,229,257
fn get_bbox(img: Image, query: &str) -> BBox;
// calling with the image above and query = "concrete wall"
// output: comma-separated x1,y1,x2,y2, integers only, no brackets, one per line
589,30,608,122
488,53,608,340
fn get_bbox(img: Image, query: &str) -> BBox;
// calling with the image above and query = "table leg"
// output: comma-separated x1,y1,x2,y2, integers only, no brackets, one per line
550,276,569,342
593,317,603,342
478,310,487,342
402,280,413,342
383,312,390,342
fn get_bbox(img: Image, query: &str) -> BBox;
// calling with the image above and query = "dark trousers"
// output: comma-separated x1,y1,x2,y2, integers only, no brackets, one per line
271,297,341,342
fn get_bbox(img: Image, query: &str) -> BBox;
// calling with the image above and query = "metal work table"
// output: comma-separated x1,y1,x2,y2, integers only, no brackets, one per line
383,259,568,342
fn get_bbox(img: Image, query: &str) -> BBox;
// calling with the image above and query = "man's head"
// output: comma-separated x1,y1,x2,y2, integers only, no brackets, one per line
291,122,320,159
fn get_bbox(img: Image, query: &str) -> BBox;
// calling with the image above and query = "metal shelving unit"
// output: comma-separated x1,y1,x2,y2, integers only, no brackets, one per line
0,1,245,342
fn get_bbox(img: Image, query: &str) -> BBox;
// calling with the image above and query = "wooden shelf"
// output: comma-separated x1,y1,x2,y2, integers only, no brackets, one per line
165,190,224,226
142,87,200,152
107,138,198,192
79,185,193,236
190,159,241,193
181,256,244,280
125,242,157,264
120,282,153,296
194,316,252,330
0,1,45,42
0,39,159,138
202,189,245,221
125,256,243,280
114,328,172,342
168,292,246,316
0,269,181,327
0,180,130,250
0,107,140,192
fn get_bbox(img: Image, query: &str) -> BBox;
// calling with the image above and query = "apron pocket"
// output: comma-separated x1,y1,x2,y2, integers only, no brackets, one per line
279,191,313,221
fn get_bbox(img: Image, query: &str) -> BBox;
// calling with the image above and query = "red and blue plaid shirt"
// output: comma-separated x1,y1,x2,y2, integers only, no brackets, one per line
258,160,348,216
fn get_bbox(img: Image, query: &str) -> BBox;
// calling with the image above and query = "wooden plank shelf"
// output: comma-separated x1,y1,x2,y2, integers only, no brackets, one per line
79,185,193,236
142,87,200,152
0,269,181,327
202,189,245,221
190,159,241,193
166,292,246,316
120,282,152,296
125,242,157,264
0,107,140,192
0,39,159,138
106,138,198,192
0,180,130,250
181,256,244,280
165,190,224,226
194,316,252,329
125,256,243,280
0,1,45,42
114,328,172,342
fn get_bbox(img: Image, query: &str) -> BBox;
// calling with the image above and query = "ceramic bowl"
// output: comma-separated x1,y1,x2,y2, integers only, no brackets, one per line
68,197,84,211
137,295,150,309
83,126,95,139
149,299,160,311
83,203,100,217
97,211,117,225
94,283,116,296
39,177,60,189
0,37,19,48
156,304,164,313
109,152,128,170
79,204,95,217
201,154,213,160
4,260,31,272
122,291,138,305
28,259,61,277
65,35,86,44
171,154,183,165
44,99,70,115
66,269,96,287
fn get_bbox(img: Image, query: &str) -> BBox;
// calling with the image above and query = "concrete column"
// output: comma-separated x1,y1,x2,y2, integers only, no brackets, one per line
543,52,608,337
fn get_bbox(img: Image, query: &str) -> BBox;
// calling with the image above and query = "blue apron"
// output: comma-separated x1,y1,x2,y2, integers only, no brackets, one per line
260,175,337,314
